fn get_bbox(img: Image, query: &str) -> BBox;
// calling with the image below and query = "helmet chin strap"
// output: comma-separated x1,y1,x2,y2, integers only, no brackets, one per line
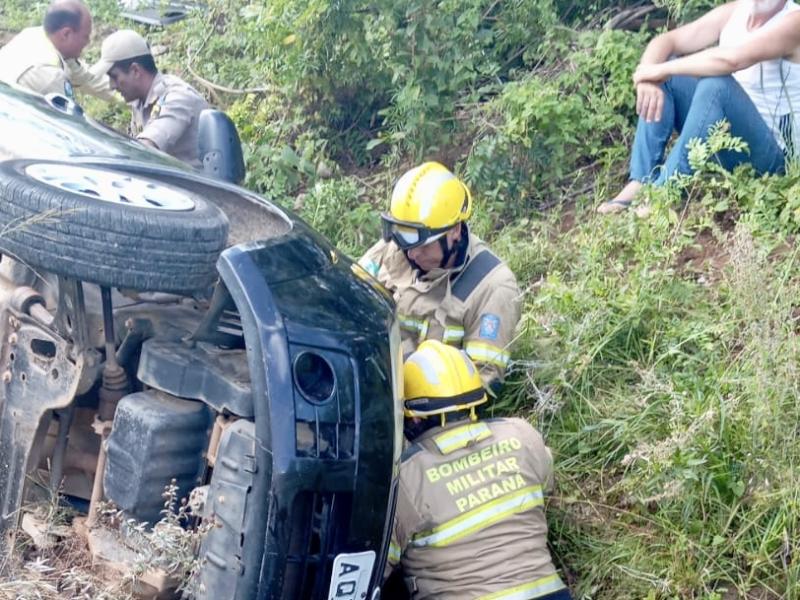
440,406,478,427
404,224,469,273
403,236,454,272
438,236,454,269
439,226,469,269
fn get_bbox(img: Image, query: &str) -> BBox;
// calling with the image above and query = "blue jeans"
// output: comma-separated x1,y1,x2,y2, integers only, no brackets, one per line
629,75,786,185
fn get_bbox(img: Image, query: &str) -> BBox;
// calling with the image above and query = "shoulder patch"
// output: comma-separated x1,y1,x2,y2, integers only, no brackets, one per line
151,97,165,117
479,313,501,340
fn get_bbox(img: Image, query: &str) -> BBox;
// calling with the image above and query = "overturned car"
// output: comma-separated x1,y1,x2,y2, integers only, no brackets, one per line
0,83,401,599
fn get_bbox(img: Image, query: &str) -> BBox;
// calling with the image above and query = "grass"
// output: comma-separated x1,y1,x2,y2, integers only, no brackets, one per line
509,197,800,599
4,1,800,598
0,490,133,600
0,484,205,600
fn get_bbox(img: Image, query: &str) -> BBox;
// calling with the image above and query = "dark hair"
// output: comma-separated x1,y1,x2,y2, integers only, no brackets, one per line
43,3,84,34
112,54,158,75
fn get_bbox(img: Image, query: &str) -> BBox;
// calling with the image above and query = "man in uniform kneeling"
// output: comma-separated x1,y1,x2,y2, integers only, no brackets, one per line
386,340,571,600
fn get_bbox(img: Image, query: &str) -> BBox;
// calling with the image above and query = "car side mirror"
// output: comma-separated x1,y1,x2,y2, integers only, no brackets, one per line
198,109,245,184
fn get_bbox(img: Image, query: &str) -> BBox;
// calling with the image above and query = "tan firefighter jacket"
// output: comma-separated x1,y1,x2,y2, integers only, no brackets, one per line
386,417,566,600
359,231,521,388
0,27,114,101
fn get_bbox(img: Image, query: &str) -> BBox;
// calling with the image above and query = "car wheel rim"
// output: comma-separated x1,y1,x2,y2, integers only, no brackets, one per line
24,164,196,211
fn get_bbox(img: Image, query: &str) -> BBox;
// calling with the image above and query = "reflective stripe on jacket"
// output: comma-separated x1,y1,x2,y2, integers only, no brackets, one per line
476,574,566,600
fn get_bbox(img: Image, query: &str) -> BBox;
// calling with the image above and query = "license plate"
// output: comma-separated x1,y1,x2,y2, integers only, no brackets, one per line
328,550,376,600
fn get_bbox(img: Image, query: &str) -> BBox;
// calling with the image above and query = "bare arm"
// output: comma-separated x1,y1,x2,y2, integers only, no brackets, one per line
64,59,118,102
636,11,800,82
639,2,737,66
635,2,737,122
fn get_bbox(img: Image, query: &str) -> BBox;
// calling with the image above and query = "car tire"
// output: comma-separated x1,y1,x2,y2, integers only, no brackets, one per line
0,160,229,293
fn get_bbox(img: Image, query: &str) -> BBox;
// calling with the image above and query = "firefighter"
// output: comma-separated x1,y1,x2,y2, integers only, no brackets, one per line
0,0,114,100
386,340,571,600
91,29,209,168
359,162,521,394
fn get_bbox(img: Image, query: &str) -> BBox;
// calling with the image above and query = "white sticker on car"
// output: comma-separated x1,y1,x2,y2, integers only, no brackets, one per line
328,550,375,600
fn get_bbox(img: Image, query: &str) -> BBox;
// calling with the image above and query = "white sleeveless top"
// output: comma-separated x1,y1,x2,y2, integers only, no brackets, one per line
719,0,800,157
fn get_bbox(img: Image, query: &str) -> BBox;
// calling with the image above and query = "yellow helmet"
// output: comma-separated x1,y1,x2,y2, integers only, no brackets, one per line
382,162,472,250
403,340,487,420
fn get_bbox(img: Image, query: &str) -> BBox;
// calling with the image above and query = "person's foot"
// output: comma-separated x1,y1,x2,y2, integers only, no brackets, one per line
597,181,643,215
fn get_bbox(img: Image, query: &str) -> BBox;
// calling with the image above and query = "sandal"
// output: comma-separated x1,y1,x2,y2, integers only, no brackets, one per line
596,198,633,214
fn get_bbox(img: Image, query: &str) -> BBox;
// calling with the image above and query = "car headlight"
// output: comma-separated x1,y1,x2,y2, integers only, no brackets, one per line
293,351,336,404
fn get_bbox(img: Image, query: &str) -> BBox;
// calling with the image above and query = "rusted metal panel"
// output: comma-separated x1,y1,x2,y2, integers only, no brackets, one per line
0,307,84,555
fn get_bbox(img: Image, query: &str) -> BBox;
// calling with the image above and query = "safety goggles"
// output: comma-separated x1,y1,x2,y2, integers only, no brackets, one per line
381,213,452,250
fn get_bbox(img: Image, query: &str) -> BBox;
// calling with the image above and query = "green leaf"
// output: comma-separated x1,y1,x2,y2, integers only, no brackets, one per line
731,480,746,497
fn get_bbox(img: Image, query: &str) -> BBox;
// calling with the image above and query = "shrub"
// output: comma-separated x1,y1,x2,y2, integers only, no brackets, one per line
291,176,382,258
162,0,559,180
464,28,645,220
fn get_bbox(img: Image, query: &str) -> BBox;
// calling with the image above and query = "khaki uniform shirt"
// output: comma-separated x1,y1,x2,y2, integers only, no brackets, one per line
359,231,521,387
387,418,566,600
130,73,209,168
0,27,114,100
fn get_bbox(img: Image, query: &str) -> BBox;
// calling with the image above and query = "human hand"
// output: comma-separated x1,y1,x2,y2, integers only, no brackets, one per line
636,82,665,123
633,63,669,86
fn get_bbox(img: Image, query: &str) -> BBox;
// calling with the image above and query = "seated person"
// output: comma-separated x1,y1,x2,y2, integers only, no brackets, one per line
92,30,209,168
385,340,571,600
598,0,800,214
359,162,521,393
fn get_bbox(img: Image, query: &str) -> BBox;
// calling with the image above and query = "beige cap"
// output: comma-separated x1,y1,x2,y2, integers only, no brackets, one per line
91,29,151,76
